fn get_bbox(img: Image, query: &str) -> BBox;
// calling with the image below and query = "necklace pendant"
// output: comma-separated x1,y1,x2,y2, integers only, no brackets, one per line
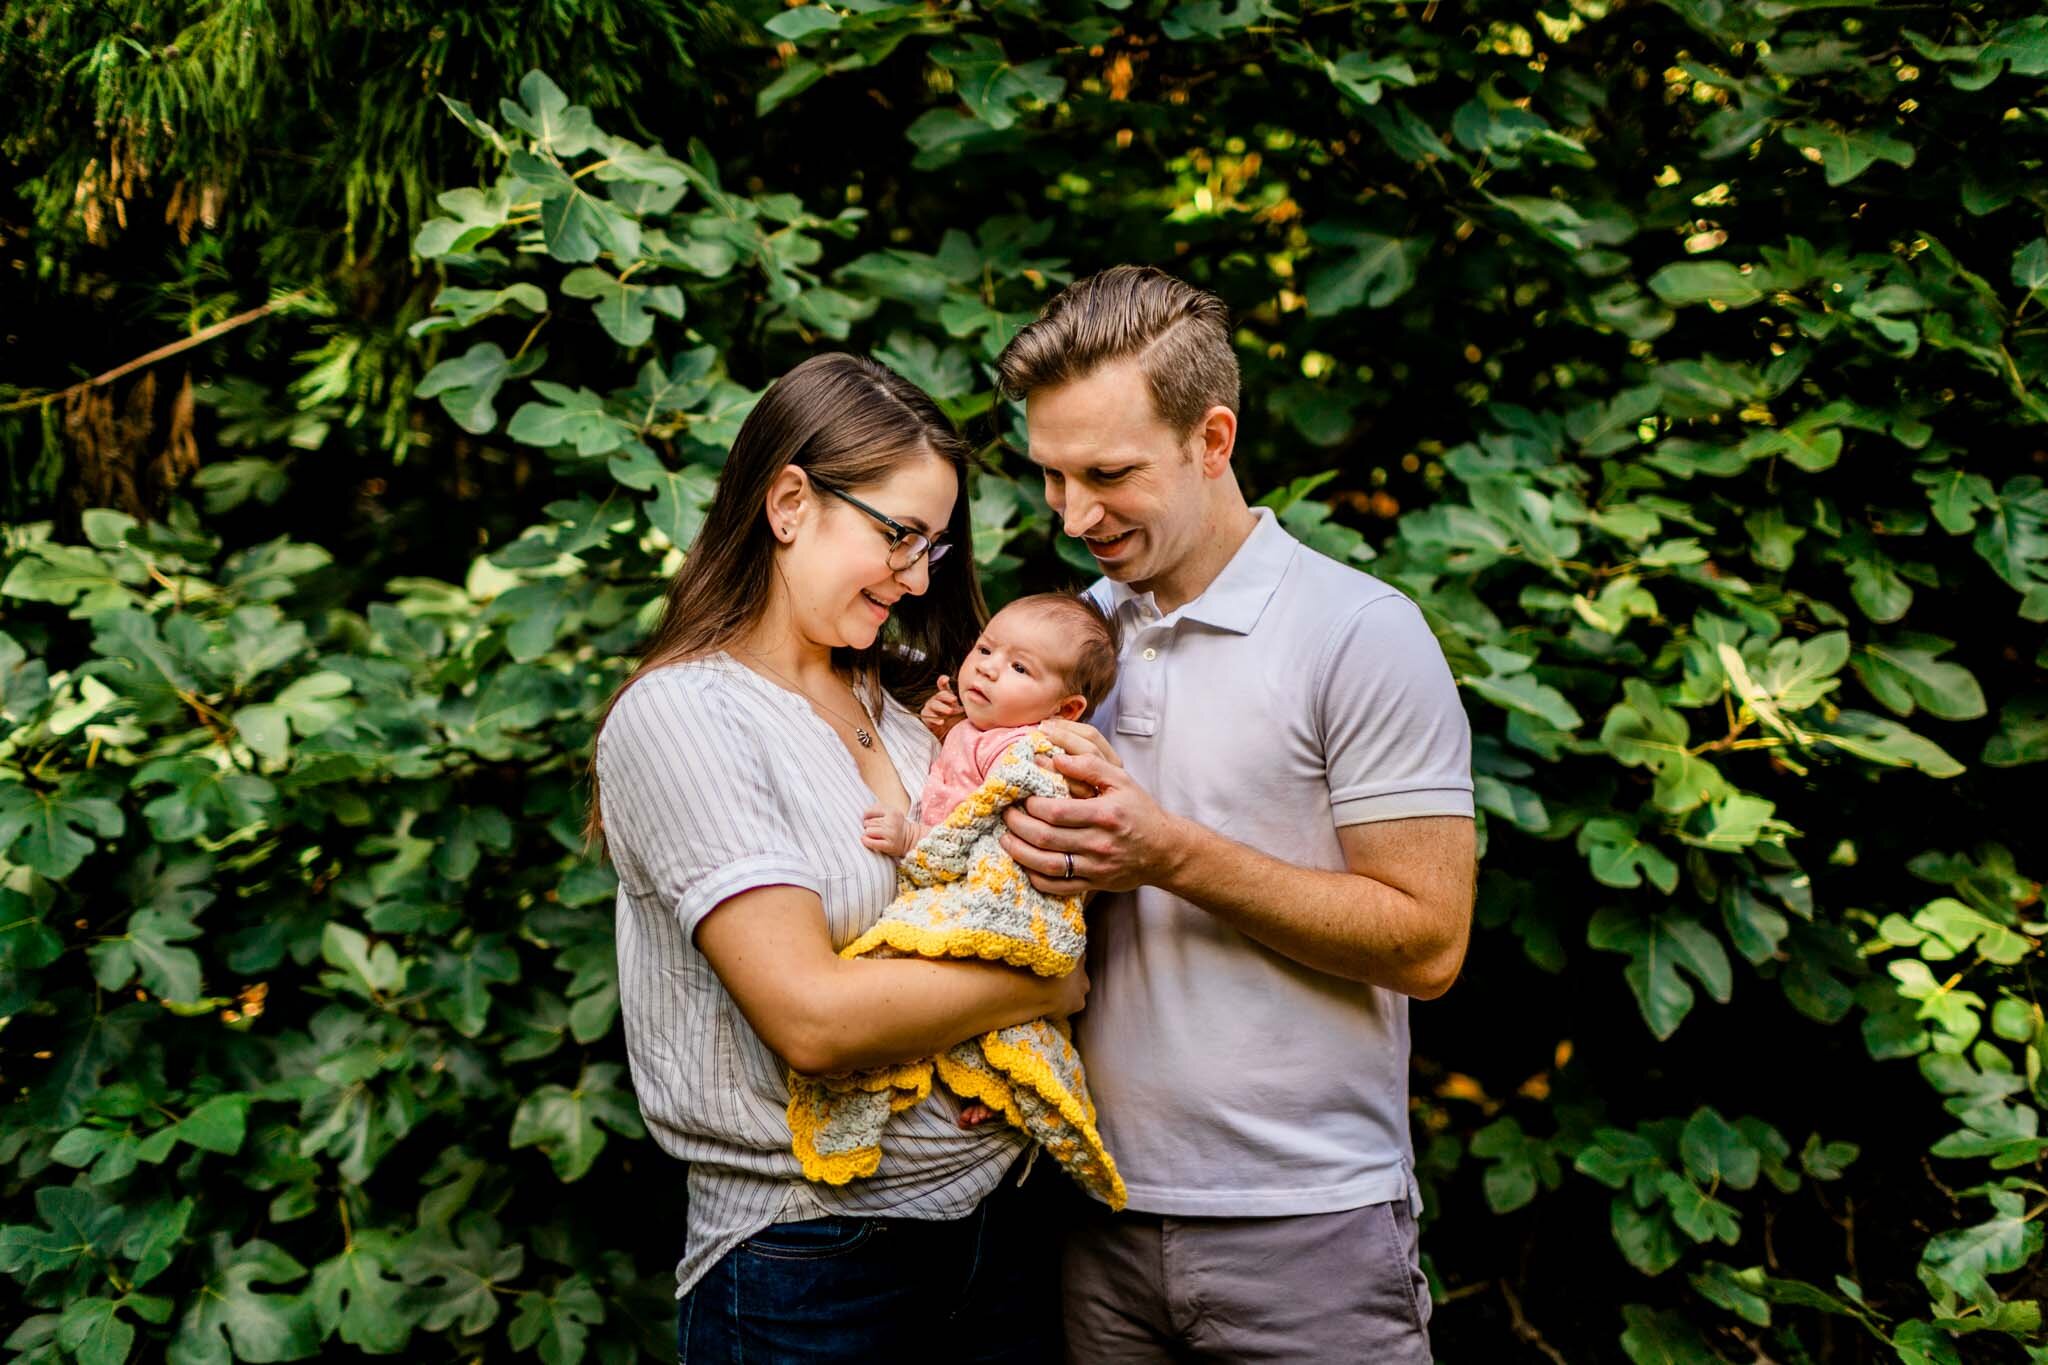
855,726,874,749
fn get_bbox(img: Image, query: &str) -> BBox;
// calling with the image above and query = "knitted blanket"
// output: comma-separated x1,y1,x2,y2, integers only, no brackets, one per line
786,732,1126,1209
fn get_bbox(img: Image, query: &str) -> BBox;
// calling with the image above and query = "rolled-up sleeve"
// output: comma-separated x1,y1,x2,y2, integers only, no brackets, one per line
1316,595,1475,827
596,672,822,938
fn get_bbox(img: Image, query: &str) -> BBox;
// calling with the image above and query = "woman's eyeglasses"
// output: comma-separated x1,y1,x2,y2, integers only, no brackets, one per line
812,481,952,571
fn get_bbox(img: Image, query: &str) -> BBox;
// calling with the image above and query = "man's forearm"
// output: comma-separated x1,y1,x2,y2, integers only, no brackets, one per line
1158,816,1466,997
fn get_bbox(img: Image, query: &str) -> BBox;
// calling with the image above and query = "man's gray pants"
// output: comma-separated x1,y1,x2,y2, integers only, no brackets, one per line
1062,1199,1434,1362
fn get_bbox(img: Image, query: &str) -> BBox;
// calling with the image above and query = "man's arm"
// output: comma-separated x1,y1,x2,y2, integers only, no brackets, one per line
1000,750,1475,999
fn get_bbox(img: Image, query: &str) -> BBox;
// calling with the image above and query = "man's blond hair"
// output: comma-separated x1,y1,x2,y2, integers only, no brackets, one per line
995,265,1239,436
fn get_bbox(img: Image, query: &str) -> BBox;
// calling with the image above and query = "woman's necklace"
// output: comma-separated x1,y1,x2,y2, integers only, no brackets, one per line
735,648,876,749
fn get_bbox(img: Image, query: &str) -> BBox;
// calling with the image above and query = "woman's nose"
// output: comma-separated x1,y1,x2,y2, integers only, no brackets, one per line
895,553,932,596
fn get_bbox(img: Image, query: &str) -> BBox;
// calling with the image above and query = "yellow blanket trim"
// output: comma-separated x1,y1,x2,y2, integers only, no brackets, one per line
784,731,1126,1208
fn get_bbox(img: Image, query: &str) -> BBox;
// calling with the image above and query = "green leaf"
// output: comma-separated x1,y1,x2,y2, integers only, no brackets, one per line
499,70,600,157
1577,819,1681,893
1462,647,1583,731
0,782,124,880
310,1230,413,1355
57,1298,135,1365
509,1275,606,1365
765,6,842,40
1,544,134,613
559,267,684,346
1657,1169,1741,1243
397,1217,524,1335
2011,238,2048,291
1611,1199,1685,1277
1810,710,1965,778
416,342,545,435
1577,1128,1667,1201
1619,1304,1724,1362
1469,1117,1561,1213
1679,1108,1760,1190
86,905,204,1001
1648,260,1765,307
508,381,638,455
509,1063,645,1181
320,923,408,1000
1799,1133,1860,1181
1589,907,1733,1038
176,1095,252,1155
1599,679,1730,814
168,1237,318,1365
1304,227,1427,315
509,152,642,264
1854,636,1986,721
1779,122,1915,185
931,36,1065,131
1921,1188,2044,1300
1982,694,2048,767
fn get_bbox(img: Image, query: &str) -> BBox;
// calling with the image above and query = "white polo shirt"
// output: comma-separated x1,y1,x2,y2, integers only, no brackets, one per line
1079,507,1473,1217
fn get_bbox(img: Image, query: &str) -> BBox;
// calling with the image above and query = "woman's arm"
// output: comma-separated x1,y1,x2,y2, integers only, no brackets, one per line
695,883,1087,1074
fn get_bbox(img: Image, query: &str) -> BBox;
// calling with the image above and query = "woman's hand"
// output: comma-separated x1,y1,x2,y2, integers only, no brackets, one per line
1043,960,1090,1020
920,675,964,739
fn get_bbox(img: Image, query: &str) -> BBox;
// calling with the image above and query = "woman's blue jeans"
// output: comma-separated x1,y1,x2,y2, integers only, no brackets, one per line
677,1162,1061,1362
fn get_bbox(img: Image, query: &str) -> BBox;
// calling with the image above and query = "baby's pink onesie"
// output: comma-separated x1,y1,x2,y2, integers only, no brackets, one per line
917,722,1036,826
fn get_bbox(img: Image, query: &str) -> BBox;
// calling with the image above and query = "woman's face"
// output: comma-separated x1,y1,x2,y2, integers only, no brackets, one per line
779,453,958,652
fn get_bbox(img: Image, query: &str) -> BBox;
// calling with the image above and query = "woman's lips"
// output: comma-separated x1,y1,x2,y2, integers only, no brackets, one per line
860,590,890,622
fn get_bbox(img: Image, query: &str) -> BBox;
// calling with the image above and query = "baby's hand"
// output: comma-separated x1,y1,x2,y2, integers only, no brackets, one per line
861,806,919,858
957,1102,998,1129
920,674,964,739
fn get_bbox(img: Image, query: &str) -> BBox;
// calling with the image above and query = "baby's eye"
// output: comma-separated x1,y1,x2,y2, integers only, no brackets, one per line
1011,663,1030,675
976,645,991,655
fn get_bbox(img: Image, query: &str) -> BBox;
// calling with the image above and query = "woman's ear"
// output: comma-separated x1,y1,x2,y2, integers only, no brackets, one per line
764,466,809,543
1056,694,1089,722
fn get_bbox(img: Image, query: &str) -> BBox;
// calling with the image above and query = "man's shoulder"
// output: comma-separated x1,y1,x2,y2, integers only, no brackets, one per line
1271,540,1412,632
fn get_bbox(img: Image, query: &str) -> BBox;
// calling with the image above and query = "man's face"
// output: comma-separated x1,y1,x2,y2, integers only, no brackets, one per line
1024,358,1210,591
956,605,1081,730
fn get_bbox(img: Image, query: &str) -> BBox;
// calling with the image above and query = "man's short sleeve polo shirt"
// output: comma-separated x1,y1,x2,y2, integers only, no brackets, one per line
1078,507,1473,1217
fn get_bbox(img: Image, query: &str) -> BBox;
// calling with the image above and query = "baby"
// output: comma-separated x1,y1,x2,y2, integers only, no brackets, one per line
861,592,1120,1129
862,592,1120,857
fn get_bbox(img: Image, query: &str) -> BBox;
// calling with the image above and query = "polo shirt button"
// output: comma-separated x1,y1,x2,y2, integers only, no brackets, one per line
1141,648,1158,661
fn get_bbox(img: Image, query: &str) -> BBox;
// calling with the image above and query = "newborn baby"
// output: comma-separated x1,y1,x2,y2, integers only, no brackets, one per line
861,592,1120,1126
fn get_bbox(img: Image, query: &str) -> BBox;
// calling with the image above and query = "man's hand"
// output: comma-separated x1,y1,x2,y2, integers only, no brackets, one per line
920,675,964,739
861,806,920,858
1000,752,1187,896
1030,718,1120,797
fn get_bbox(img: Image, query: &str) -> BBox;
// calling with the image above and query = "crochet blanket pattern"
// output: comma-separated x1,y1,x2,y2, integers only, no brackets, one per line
786,732,1126,1209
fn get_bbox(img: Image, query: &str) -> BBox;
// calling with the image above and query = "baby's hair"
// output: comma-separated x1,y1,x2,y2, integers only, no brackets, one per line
998,592,1121,717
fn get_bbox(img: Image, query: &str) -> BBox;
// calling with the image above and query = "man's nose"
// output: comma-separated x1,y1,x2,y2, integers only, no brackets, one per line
1062,488,1103,538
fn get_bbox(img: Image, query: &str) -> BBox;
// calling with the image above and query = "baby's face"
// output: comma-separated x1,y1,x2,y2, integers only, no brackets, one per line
956,606,1082,730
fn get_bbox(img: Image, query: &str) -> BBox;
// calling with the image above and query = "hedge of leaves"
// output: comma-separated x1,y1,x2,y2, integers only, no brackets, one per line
5,0,2048,1360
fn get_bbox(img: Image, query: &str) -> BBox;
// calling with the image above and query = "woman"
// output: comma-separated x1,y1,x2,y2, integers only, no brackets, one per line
590,353,1083,1361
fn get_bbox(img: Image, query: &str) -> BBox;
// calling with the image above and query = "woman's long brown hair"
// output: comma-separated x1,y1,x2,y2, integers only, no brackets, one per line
585,352,987,843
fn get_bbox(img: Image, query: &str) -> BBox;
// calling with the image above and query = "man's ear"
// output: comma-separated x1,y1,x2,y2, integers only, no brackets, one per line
1056,694,1089,722
1194,404,1237,478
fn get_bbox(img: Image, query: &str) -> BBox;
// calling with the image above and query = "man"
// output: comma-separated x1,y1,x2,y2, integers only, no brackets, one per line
993,265,1476,1362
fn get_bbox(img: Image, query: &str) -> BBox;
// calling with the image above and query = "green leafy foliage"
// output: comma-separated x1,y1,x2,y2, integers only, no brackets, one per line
5,0,2047,1359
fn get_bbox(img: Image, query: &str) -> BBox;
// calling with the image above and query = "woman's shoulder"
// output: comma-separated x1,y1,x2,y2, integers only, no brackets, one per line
599,656,767,754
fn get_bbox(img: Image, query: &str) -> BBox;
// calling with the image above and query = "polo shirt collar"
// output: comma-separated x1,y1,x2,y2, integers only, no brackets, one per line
1101,507,1295,635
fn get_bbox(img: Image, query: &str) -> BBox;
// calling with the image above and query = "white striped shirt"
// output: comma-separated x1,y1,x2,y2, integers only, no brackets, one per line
596,653,1025,1296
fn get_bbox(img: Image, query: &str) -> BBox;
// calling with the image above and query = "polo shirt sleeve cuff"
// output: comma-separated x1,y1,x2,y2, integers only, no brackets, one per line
676,856,825,940
1331,783,1475,827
